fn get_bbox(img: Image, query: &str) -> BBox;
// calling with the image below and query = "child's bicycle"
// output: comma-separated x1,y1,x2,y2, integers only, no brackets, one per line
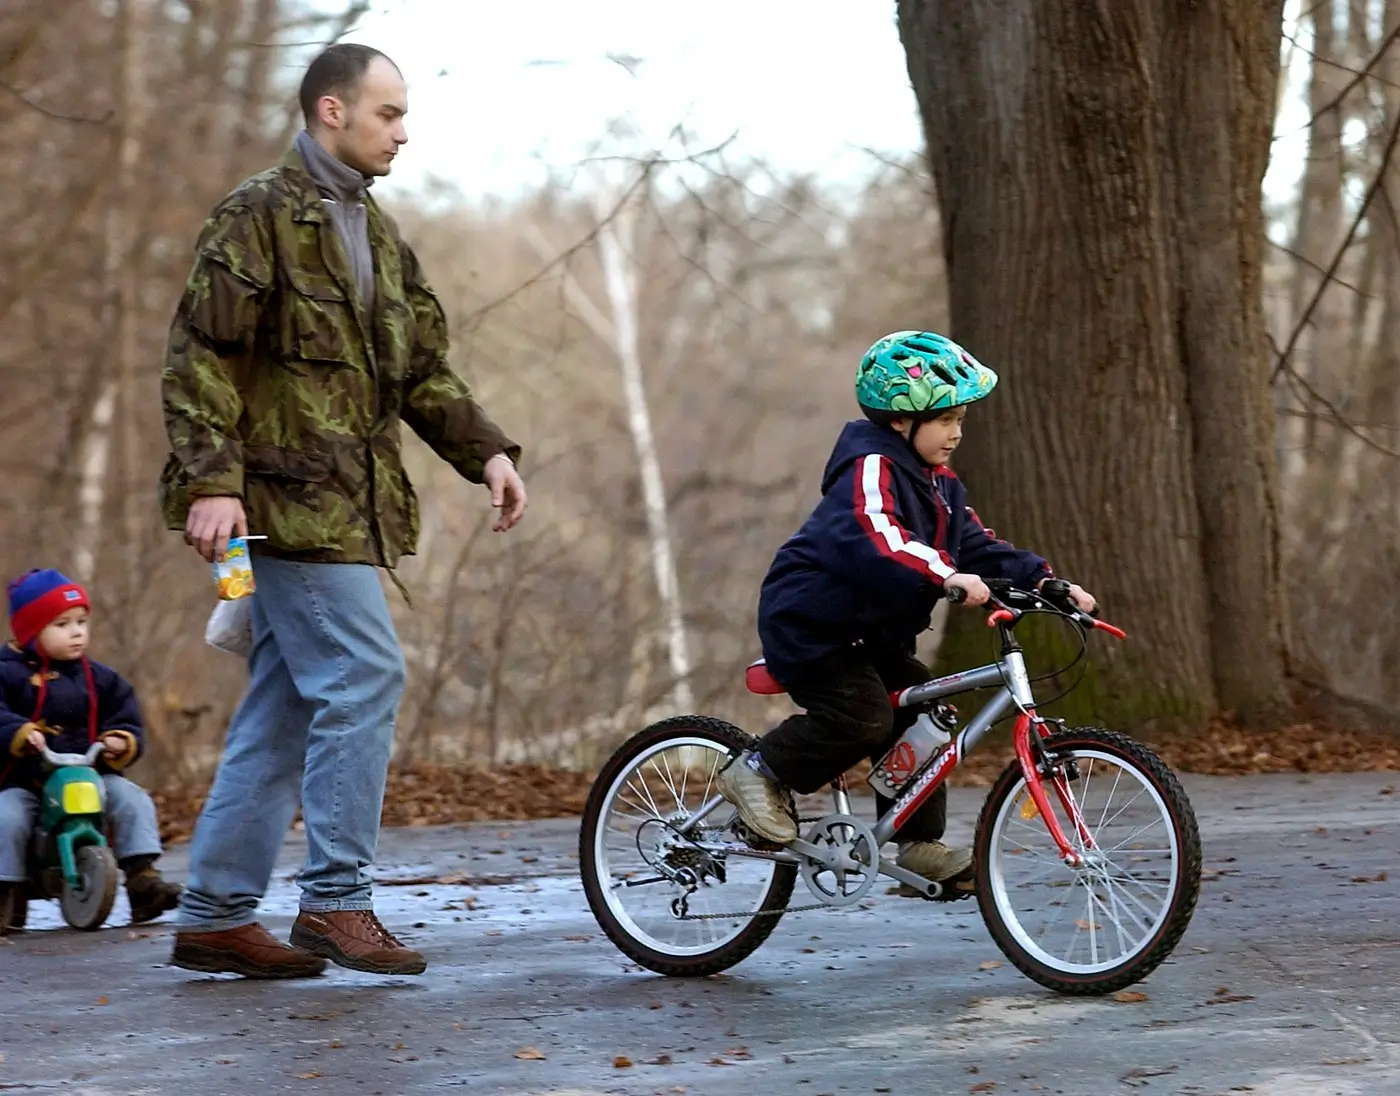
579,579,1202,996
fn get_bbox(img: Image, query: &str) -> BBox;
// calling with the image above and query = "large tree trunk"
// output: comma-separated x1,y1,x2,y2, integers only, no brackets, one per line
898,0,1290,730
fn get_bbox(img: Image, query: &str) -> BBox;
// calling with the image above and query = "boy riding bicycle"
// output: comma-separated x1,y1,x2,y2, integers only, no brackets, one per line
719,331,1096,894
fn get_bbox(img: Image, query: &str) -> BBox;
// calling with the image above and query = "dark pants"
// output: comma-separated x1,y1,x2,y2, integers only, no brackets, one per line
756,646,945,843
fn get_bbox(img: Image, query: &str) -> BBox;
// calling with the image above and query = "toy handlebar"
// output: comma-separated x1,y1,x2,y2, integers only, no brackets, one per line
38,740,105,768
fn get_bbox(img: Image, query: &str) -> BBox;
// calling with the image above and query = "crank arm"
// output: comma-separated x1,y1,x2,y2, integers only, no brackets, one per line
877,861,943,899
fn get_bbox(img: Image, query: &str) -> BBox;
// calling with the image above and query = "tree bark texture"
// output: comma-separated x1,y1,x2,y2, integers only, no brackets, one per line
898,0,1290,729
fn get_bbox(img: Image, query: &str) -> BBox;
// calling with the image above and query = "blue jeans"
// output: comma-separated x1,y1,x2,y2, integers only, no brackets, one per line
0,775,163,881
177,557,405,932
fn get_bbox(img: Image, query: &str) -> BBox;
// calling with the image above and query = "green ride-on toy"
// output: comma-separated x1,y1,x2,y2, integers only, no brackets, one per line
2,740,120,933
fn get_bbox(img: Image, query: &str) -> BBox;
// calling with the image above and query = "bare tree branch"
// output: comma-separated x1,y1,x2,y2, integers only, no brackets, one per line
1272,100,1400,383
0,79,112,124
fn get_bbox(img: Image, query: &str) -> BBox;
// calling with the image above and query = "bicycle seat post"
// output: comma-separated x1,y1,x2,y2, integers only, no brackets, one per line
830,773,852,817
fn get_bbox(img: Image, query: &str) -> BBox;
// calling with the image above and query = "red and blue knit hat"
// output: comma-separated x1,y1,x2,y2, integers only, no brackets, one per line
7,569,90,648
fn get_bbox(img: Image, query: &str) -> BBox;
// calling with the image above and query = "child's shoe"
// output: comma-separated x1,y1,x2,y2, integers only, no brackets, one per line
896,840,975,898
126,866,183,924
717,754,798,844
0,881,24,936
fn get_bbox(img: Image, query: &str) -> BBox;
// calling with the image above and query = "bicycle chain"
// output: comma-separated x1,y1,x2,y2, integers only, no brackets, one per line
674,815,875,921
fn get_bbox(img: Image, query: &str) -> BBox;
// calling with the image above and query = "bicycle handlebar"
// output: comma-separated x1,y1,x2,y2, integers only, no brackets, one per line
944,578,1127,641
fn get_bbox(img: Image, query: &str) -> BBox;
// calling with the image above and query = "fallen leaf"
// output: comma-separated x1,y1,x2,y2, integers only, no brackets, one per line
1075,919,1102,930
1216,985,1231,995
96,996,110,1006
328,1039,343,1049
1380,785,1395,795
1121,1066,1178,1083
648,1001,664,1010
708,1057,733,1066
514,1046,546,1060
1322,1057,1370,1066
1208,993,1255,1005
295,1072,321,1079
563,933,591,941
650,1053,674,1065
978,960,1002,971
800,946,817,953
485,930,503,937
215,1058,234,1065
1350,871,1388,883
613,1055,634,1068
521,855,538,863
1113,991,1149,1003
970,1084,998,1093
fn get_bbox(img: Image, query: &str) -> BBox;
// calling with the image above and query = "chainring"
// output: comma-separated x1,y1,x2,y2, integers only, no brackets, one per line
796,813,880,907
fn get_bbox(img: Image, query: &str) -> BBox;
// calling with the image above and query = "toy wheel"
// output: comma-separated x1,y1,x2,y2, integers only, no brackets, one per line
61,845,118,930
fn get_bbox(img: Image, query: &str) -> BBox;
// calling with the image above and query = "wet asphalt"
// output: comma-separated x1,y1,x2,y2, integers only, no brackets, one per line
1,771,1398,1096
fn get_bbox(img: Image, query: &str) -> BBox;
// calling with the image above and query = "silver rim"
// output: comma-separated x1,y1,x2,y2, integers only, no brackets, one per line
592,736,779,957
986,748,1181,976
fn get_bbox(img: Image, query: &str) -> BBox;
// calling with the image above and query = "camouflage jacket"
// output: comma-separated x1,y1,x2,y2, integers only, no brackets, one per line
158,146,521,567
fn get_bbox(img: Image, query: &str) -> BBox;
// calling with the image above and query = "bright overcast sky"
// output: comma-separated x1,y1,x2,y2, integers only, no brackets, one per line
321,0,1308,209
333,0,922,203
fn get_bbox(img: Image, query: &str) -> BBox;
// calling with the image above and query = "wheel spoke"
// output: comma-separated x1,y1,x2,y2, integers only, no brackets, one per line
583,728,792,967
981,736,1199,992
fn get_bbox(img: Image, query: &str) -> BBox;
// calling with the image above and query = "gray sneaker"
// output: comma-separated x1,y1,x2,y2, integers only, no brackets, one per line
896,840,974,897
717,756,798,845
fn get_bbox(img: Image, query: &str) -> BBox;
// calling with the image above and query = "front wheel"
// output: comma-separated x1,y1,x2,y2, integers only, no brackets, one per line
579,715,797,977
60,844,118,931
974,726,1202,996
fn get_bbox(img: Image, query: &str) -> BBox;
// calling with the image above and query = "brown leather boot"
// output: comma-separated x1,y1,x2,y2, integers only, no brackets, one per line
126,867,183,925
170,922,328,979
0,881,23,936
289,909,428,975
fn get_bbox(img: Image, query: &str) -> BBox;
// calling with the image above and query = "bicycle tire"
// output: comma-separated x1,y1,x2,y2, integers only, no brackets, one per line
973,726,1202,995
579,715,797,977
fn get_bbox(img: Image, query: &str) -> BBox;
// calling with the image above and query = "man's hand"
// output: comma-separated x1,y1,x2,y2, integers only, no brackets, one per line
945,573,991,606
483,454,527,532
185,496,248,563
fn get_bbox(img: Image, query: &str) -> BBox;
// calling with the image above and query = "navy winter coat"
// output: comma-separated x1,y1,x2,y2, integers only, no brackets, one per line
757,419,1052,681
0,644,145,791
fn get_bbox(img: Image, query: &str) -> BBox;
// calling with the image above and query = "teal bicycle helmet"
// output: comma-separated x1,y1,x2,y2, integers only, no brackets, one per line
855,330,998,422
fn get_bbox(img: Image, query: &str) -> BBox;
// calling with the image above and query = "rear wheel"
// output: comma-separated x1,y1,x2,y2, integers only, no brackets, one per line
974,726,1201,995
60,844,118,931
580,716,797,977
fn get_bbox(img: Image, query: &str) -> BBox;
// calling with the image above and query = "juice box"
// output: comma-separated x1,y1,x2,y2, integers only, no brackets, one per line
212,535,266,601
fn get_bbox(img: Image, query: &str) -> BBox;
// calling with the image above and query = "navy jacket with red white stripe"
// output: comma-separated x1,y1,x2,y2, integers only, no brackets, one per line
756,418,1052,681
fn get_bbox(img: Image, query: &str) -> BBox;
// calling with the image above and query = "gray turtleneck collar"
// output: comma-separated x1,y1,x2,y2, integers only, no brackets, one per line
293,129,376,309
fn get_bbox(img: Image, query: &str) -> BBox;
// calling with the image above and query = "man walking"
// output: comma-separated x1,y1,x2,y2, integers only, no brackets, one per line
159,43,526,978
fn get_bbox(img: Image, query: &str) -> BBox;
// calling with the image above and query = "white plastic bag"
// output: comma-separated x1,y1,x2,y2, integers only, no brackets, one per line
204,596,253,658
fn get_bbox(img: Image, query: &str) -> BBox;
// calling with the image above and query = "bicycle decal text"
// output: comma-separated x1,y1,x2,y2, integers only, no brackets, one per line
891,742,958,828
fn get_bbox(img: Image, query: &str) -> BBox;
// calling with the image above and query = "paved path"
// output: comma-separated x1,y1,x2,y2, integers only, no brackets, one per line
2,772,1398,1095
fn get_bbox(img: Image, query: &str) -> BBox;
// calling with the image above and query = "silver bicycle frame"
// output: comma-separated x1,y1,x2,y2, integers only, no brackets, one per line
683,648,1038,854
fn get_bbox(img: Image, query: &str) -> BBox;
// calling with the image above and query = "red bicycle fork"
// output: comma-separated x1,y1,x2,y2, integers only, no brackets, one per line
1014,711,1094,866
